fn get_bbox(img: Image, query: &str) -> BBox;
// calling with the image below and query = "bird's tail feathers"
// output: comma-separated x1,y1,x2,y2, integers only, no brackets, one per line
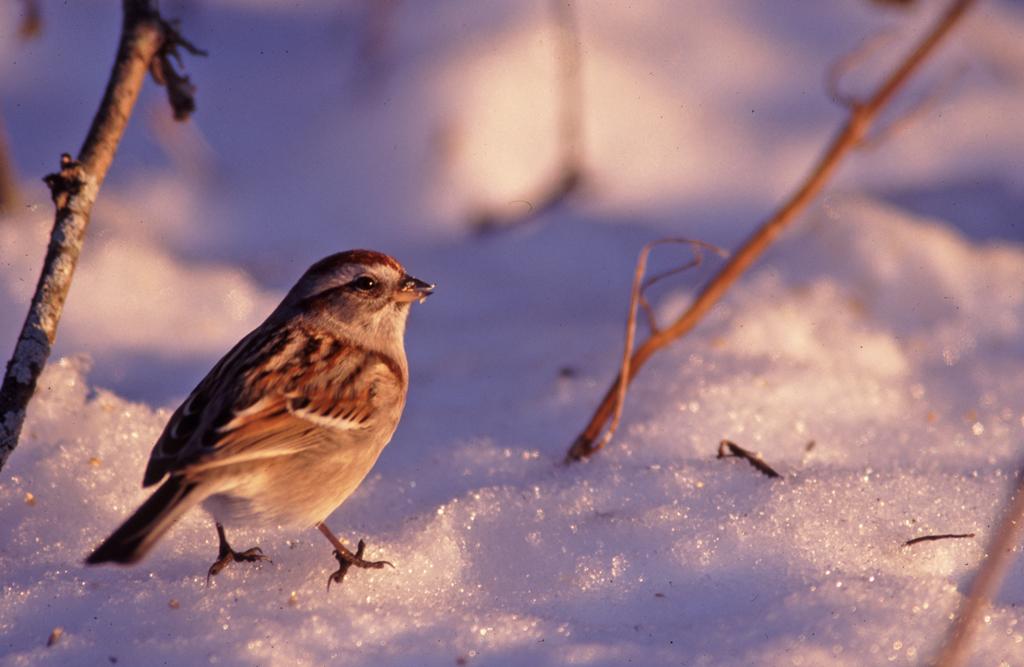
85,476,201,565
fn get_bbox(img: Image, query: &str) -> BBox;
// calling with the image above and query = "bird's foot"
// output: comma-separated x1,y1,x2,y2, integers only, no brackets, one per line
326,539,393,590
206,546,270,585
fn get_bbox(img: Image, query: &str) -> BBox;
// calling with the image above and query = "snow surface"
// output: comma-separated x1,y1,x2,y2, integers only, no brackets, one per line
2,1,1024,665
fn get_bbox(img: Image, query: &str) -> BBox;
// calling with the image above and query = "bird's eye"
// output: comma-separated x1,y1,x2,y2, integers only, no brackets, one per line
350,275,377,291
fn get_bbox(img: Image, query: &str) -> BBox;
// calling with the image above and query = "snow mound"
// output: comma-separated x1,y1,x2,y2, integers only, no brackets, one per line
2,197,1022,666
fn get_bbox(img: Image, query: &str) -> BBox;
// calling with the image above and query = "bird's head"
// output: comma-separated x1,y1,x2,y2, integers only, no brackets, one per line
282,249,434,346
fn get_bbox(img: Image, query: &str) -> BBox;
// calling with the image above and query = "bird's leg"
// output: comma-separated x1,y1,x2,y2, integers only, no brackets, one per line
317,523,393,590
206,522,269,584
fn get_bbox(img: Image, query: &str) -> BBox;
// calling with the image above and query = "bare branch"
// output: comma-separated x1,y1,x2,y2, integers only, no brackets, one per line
565,0,977,462
0,0,202,472
473,0,585,233
570,239,717,460
827,30,898,110
637,242,724,333
0,113,19,215
597,240,662,456
860,63,967,149
933,464,1024,667
716,440,783,479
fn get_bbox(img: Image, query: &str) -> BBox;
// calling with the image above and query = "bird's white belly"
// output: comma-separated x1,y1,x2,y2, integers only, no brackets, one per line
201,437,389,528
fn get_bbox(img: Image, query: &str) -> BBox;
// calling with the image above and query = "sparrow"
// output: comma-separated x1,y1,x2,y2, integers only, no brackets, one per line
86,250,434,587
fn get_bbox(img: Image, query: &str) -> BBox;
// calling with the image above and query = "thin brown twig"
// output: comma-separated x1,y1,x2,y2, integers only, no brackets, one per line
717,440,783,479
0,0,202,472
861,62,967,149
933,463,1024,667
473,0,585,233
638,261,700,334
565,0,977,462
637,241,725,333
587,239,719,457
827,23,966,149
0,113,19,215
903,532,975,547
827,30,898,109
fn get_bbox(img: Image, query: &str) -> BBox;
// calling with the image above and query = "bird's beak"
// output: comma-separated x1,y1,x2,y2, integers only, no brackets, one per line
395,275,435,304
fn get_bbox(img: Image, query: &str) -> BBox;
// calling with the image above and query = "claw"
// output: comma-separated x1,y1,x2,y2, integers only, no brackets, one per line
206,523,270,585
326,540,393,591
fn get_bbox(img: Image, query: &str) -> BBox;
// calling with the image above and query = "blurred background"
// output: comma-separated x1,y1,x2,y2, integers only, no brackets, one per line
2,0,1021,405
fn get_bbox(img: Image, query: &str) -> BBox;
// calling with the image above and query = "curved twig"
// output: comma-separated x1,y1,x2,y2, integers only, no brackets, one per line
0,0,202,472
566,0,977,462
826,29,898,110
581,239,721,459
637,242,724,333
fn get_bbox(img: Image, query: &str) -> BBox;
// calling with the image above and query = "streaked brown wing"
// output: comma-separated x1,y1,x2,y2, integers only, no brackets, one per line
187,355,402,473
142,326,294,486
143,325,404,484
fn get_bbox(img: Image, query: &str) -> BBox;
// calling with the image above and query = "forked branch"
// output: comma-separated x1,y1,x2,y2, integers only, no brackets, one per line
583,239,723,457
565,0,976,462
0,0,203,472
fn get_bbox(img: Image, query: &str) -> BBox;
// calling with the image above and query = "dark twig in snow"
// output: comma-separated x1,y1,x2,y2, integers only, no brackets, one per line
934,464,1024,667
473,0,585,233
565,0,977,462
0,0,202,472
903,533,975,547
45,627,63,647
716,440,782,479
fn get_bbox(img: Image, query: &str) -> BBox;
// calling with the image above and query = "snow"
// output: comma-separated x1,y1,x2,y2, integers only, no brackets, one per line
2,1,1024,665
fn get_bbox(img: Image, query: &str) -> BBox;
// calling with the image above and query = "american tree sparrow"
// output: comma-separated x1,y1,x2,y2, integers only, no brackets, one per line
86,250,434,587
